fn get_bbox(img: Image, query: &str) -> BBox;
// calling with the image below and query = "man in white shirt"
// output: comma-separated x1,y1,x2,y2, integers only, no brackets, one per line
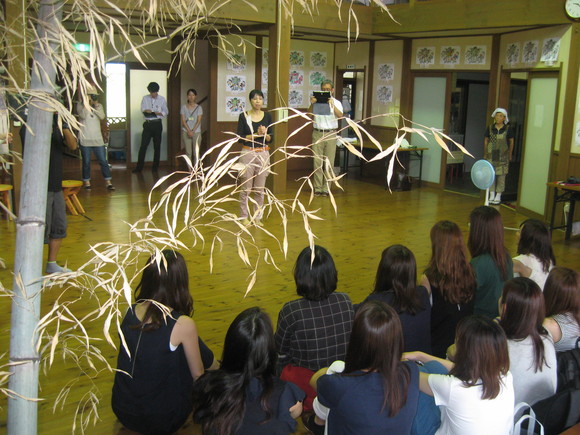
309,80,343,196
133,82,169,173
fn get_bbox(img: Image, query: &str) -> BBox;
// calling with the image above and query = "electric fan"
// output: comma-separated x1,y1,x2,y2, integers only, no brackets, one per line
471,160,495,206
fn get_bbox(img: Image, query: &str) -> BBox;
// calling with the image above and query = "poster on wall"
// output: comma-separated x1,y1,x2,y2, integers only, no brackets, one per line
262,90,268,108
226,54,247,71
440,46,460,65
310,51,327,68
226,75,246,93
309,71,326,87
376,85,393,104
290,50,305,67
522,40,539,64
262,69,268,85
575,121,580,147
289,89,304,107
416,47,435,66
225,96,245,114
262,49,269,67
289,70,305,87
377,63,394,81
505,42,521,65
541,37,560,63
464,45,486,65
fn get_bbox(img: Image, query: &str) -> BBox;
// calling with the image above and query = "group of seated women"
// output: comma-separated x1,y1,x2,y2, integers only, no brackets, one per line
110,205,579,435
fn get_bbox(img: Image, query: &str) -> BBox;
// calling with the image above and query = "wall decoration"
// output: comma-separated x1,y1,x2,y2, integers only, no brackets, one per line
377,63,394,81
310,51,327,68
576,121,580,147
289,70,305,87
262,49,269,67
289,89,304,107
262,69,268,85
226,75,246,93
440,46,460,65
376,85,393,104
541,37,560,63
464,45,486,65
290,50,305,67
226,53,247,71
225,96,245,114
261,89,268,107
522,40,539,63
309,70,326,87
505,42,520,65
416,47,435,65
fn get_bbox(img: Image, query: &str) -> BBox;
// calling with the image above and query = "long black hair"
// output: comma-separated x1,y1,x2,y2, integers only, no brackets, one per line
192,307,277,435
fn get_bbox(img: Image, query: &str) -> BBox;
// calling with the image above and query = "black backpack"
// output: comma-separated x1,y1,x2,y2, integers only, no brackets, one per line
532,338,580,435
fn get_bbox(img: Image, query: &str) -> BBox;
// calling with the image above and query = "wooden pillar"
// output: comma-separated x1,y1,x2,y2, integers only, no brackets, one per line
267,0,290,194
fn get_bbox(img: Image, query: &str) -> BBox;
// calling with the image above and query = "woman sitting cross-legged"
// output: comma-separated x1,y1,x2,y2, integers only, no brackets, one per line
405,315,514,435
499,277,557,405
274,245,354,411
360,244,431,353
193,307,305,435
111,250,217,435
306,300,420,435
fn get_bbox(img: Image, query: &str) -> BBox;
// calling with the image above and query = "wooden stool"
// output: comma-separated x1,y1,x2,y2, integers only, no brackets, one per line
62,180,85,216
0,184,13,220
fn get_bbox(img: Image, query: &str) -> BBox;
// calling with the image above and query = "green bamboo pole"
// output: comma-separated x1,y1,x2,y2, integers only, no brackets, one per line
7,1,63,433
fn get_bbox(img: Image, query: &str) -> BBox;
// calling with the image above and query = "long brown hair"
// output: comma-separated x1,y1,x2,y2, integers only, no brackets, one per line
517,219,555,274
499,278,548,372
134,250,193,330
544,267,580,327
344,300,411,416
425,220,476,304
450,315,510,400
468,206,510,280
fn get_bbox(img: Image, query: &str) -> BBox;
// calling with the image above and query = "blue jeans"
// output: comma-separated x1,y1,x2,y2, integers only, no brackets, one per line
411,361,448,435
80,145,111,181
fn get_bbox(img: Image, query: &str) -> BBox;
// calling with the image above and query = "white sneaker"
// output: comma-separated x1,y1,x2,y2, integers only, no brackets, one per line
45,262,72,274
488,191,496,202
494,193,502,204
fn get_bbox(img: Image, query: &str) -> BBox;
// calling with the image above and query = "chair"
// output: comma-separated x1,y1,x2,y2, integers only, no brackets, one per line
62,180,85,216
107,129,127,160
0,184,14,220
446,150,464,184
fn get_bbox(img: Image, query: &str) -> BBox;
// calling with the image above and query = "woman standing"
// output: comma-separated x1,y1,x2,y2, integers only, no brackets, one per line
112,250,215,435
180,88,203,164
76,85,114,190
193,307,305,435
361,245,431,353
484,107,514,205
422,221,476,358
237,89,272,226
468,206,513,318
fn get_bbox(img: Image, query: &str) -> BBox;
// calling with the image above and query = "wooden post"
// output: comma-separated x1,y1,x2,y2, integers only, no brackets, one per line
7,1,63,433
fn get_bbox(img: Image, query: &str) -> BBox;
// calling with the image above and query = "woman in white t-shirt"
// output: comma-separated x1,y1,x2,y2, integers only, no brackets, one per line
405,315,514,435
512,219,555,290
499,277,557,405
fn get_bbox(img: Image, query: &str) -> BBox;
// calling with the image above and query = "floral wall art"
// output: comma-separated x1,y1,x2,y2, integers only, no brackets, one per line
309,71,326,87
464,45,486,65
522,40,539,63
290,50,305,67
440,46,460,65
505,42,521,65
376,85,393,104
416,47,435,66
289,70,305,87
377,63,394,81
226,53,247,71
225,96,245,114
310,51,327,68
541,37,560,63
226,75,246,93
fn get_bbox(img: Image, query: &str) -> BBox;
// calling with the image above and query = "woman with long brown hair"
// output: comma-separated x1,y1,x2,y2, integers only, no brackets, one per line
422,221,476,358
499,277,557,405
468,206,513,318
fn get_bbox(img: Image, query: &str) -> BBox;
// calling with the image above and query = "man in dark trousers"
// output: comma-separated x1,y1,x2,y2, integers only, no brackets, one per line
133,81,168,172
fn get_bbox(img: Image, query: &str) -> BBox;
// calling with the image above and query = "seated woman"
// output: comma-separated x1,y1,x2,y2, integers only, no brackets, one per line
543,267,580,352
422,221,476,358
307,300,420,435
512,219,556,290
274,245,354,410
499,277,557,405
111,250,216,435
361,245,431,353
405,315,514,435
468,206,513,318
193,307,305,435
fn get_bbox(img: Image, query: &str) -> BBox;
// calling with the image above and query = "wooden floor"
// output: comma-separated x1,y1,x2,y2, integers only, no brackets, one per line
0,159,578,434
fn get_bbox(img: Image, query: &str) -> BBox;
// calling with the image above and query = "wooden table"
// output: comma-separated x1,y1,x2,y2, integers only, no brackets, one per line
338,140,428,188
547,181,580,241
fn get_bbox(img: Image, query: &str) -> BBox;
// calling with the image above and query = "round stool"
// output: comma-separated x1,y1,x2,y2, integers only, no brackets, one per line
0,184,13,220
62,180,85,216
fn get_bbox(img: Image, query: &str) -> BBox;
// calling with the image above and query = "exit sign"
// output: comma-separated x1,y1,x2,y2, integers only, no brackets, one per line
346,64,356,69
